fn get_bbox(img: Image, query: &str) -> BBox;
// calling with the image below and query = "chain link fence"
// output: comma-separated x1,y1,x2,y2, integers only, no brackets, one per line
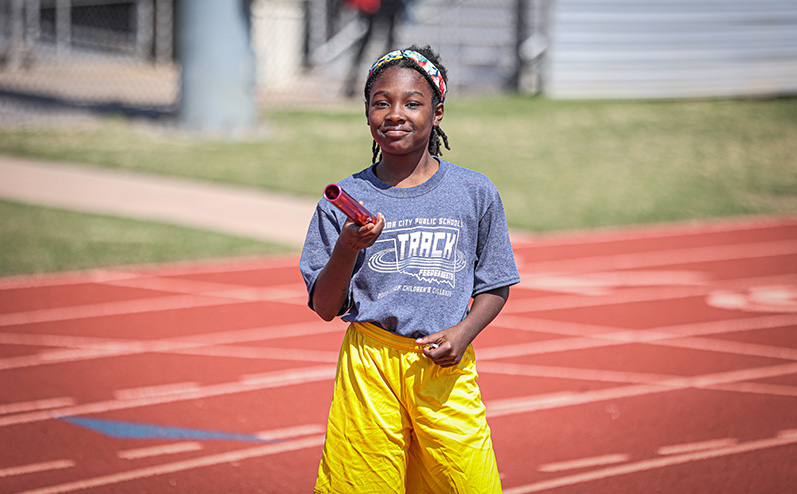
0,0,179,127
0,0,549,128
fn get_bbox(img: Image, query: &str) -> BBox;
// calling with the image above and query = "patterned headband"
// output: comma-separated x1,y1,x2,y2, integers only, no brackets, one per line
368,49,447,103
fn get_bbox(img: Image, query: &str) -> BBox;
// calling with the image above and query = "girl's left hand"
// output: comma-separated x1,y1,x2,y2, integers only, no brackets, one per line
415,326,471,368
415,287,510,368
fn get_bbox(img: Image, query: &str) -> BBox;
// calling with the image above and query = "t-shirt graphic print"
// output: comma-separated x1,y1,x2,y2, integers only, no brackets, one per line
368,222,466,289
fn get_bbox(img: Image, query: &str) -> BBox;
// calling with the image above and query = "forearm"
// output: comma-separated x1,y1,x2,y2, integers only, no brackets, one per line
311,244,359,321
458,286,510,344
311,213,385,321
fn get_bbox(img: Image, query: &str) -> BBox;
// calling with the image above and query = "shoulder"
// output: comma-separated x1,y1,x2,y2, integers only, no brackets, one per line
439,160,501,196
336,165,379,194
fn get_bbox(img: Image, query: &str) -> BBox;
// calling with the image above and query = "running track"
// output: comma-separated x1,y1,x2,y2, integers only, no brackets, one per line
1,217,795,493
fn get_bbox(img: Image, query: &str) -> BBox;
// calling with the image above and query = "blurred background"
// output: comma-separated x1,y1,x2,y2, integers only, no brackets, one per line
3,0,797,117
0,0,796,275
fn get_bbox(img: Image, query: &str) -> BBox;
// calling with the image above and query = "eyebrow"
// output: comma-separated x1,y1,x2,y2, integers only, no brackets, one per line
373,90,426,98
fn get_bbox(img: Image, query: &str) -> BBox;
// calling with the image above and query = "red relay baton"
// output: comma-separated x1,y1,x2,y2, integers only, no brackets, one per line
324,184,376,226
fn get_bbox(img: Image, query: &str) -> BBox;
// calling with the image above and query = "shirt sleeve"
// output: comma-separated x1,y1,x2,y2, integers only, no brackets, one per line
472,189,521,296
299,202,351,315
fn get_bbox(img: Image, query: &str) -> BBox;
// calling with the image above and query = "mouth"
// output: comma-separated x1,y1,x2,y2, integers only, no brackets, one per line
382,128,410,138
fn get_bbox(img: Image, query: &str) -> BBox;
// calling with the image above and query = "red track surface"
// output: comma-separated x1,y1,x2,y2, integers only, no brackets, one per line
1,217,796,493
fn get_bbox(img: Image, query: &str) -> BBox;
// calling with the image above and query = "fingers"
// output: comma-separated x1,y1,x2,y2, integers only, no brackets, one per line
418,340,462,368
339,213,385,251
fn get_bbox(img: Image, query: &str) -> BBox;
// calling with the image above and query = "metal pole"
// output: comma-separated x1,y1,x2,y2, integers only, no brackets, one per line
25,0,40,53
510,0,528,91
155,0,173,63
136,0,154,59
8,0,23,69
56,0,70,55
178,0,257,133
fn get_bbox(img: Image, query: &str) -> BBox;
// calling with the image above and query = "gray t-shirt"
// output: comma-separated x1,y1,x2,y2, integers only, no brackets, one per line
300,159,520,339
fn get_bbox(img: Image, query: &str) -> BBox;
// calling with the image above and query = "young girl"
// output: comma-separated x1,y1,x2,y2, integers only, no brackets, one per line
300,45,519,493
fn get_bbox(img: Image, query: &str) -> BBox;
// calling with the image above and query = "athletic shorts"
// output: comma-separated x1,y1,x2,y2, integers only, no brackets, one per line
313,321,502,494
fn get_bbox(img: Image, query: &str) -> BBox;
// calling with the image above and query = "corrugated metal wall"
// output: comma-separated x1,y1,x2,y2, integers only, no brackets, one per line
545,0,797,99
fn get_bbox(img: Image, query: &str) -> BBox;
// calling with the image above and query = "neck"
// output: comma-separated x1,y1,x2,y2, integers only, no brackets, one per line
376,151,439,188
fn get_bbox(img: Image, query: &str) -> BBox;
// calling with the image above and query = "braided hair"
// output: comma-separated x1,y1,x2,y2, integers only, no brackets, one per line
365,45,451,164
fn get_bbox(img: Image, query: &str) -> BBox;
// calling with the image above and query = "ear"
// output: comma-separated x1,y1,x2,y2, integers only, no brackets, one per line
433,102,444,126
365,101,370,125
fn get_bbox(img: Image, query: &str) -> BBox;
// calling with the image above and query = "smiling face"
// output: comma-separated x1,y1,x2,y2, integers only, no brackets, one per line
366,66,444,161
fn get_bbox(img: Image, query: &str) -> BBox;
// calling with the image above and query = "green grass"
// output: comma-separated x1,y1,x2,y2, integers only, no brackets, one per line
1,96,795,275
0,199,288,277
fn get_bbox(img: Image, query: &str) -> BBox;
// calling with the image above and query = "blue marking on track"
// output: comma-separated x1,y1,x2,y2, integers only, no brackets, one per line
61,416,277,443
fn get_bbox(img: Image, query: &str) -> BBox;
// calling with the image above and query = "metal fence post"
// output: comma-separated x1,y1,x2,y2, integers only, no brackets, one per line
136,0,154,59
178,0,257,133
56,0,70,55
155,0,173,63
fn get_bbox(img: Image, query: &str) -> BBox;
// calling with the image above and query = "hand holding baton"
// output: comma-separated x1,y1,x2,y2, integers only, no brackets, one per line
324,184,376,226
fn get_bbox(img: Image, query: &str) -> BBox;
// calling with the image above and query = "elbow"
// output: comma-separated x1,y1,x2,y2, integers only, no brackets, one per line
316,310,336,322
313,303,338,322
310,293,344,322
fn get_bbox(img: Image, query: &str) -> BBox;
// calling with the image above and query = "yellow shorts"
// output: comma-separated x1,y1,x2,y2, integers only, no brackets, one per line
314,322,502,494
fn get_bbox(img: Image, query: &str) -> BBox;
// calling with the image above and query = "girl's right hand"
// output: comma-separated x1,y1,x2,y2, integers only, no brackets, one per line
337,212,385,252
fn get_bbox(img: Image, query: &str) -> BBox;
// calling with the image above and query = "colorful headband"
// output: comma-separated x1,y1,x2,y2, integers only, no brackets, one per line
368,49,447,103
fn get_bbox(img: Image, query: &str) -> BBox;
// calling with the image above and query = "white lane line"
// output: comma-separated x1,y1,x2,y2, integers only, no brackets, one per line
0,365,336,428
505,433,797,494
477,361,676,385
479,366,797,412
651,335,797,362
0,294,236,327
480,313,797,364
521,270,710,296
505,272,797,315
0,332,136,349
0,270,142,291
777,428,797,439
114,382,202,401
117,442,203,460
102,276,306,302
0,250,297,291
477,335,620,361
14,435,326,494
0,398,76,416
112,256,298,278
706,381,797,398
172,345,340,363
254,423,326,441
0,320,346,371
0,276,306,329
538,453,630,473
238,367,335,386
485,362,797,418
0,347,137,371
657,438,738,456
518,239,797,274
502,285,709,314
115,423,327,460
510,217,796,248
0,460,75,478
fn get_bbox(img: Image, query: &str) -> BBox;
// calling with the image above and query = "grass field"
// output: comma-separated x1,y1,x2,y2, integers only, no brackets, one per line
0,199,288,277
1,96,795,275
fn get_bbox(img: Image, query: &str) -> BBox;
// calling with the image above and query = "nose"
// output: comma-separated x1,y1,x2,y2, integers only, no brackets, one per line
386,103,404,123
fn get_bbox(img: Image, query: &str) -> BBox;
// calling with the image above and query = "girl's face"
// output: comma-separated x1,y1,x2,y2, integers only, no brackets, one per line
366,66,444,161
